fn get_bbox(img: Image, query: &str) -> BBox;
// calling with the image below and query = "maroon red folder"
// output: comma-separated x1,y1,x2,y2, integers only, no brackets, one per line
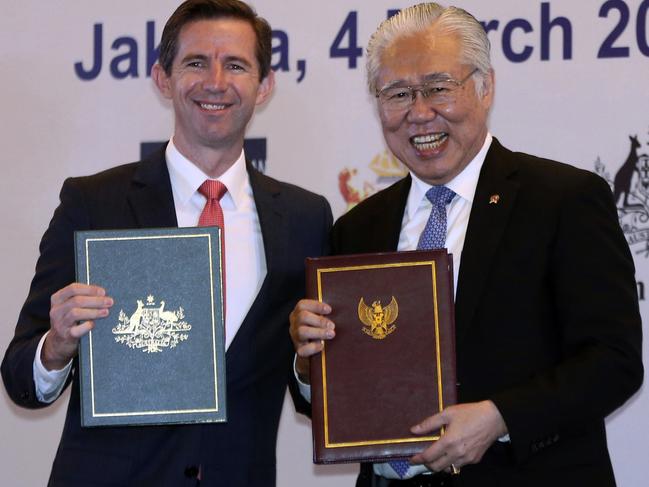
306,250,457,464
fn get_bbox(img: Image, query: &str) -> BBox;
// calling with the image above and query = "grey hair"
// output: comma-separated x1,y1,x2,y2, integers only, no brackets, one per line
366,3,492,96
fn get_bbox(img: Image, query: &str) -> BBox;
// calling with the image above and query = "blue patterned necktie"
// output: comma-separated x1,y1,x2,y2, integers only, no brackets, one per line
388,186,455,479
417,186,456,250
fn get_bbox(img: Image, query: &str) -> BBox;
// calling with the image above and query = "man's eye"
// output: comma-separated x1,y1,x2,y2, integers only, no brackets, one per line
387,89,411,100
187,61,204,68
427,83,453,94
227,63,245,71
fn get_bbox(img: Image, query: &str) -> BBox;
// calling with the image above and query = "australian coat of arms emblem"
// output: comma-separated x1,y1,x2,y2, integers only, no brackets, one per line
358,297,399,339
595,131,649,255
112,295,192,353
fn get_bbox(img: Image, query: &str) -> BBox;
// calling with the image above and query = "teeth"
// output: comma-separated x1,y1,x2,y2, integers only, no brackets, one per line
411,133,447,150
412,133,445,143
199,102,226,111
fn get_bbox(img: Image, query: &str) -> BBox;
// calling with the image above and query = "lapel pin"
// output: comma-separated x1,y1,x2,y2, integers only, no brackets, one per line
489,194,500,205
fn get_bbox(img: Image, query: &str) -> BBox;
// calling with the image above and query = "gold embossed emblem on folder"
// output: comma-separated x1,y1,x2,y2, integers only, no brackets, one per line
358,296,398,339
112,294,192,353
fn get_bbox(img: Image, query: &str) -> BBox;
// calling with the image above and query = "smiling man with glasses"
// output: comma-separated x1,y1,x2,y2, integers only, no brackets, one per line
290,3,642,487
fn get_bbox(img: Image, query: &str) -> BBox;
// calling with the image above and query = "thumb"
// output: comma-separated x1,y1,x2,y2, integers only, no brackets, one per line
411,411,448,435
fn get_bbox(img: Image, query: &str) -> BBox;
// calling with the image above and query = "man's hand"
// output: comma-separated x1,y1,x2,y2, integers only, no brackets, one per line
289,299,335,382
41,283,113,371
409,400,508,472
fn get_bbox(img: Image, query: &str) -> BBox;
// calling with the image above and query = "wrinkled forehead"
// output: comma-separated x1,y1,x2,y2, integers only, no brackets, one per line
377,28,464,88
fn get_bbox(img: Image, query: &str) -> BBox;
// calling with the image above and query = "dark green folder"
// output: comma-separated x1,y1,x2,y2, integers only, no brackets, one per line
75,227,226,427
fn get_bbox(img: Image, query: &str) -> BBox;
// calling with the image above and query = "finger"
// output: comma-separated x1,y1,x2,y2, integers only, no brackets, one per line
410,439,446,466
64,306,111,324
51,290,111,317
411,412,447,435
290,307,334,332
294,299,332,315
51,283,107,306
57,294,114,311
297,321,335,342
409,413,450,466
68,320,96,339
296,339,325,358
301,306,333,327
427,454,453,473
50,302,112,333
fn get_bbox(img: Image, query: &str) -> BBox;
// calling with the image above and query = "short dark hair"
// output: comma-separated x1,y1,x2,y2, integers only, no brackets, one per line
158,0,272,80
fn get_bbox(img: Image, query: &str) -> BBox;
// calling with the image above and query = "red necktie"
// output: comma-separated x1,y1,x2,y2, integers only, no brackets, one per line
198,180,227,319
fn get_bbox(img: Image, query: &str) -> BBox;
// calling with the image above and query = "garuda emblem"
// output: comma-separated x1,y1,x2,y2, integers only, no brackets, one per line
358,297,399,339
112,295,192,353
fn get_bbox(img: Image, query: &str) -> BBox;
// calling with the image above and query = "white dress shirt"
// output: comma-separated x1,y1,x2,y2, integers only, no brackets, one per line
33,138,266,402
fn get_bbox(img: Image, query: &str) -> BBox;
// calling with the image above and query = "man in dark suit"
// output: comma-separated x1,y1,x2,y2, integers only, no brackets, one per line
1,1,331,486
290,3,642,486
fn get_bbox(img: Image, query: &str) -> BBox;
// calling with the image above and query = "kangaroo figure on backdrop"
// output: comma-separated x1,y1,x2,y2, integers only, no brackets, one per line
614,135,642,209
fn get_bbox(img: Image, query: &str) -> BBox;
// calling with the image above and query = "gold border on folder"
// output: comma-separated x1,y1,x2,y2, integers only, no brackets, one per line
84,232,222,418
317,261,443,448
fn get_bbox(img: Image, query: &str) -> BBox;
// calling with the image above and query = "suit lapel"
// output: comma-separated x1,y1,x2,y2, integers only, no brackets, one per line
127,145,178,228
381,176,412,251
455,139,519,343
351,176,411,253
247,163,286,272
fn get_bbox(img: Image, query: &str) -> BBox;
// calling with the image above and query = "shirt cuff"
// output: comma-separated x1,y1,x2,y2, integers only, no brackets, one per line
292,354,311,403
33,332,72,403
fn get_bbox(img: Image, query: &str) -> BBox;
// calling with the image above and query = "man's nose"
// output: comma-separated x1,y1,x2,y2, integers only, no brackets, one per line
203,64,227,91
407,90,438,122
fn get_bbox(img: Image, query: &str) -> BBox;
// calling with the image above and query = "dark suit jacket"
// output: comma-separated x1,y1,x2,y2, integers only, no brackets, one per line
1,146,332,487
334,139,643,487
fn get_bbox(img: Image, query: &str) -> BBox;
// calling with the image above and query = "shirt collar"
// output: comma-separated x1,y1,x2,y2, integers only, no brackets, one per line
406,133,493,219
165,138,249,208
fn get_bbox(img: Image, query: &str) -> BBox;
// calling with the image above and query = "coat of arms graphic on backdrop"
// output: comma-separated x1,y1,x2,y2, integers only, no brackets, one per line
338,151,408,211
595,130,649,256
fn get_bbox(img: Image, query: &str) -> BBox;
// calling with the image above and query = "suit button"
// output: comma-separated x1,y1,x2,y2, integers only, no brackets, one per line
184,466,199,478
19,391,30,401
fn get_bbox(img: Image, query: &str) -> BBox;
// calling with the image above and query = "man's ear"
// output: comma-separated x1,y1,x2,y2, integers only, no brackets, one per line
152,63,172,100
481,69,495,109
255,69,275,106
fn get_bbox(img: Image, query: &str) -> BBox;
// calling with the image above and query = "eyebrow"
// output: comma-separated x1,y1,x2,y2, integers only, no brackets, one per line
379,72,456,91
223,55,254,69
422,72,455,82
178,53,256,72
179,53,209,65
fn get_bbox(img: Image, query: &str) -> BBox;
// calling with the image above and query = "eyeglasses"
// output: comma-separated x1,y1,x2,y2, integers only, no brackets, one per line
376,68,479,112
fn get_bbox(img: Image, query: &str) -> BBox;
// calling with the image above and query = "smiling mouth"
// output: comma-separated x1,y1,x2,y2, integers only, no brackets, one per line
410,133,448,151
197,102,228,111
